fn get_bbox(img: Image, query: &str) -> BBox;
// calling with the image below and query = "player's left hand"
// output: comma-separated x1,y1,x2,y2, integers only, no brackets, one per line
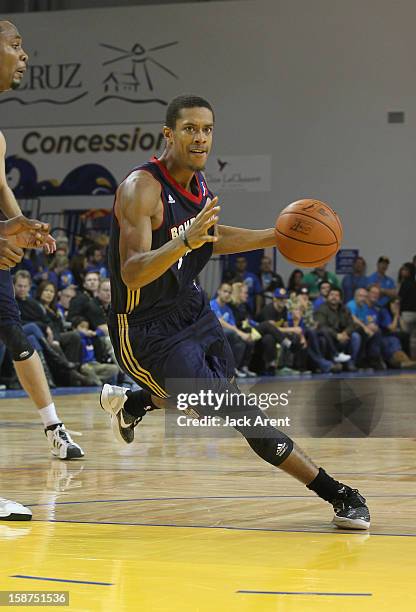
43,234,57,254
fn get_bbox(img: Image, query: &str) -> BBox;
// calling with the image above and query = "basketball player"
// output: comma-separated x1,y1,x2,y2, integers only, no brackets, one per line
101,94,370,530
0,21,84,521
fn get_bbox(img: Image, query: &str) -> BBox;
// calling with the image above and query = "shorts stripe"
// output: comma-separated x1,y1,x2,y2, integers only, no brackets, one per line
117,314,168,398
126,289,141,314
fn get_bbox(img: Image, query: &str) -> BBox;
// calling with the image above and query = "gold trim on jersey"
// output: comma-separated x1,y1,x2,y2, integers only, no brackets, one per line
126,288,141,313
117,314,168,398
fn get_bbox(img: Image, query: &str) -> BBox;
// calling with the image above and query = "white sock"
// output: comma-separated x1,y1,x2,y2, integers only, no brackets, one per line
38,403,60,428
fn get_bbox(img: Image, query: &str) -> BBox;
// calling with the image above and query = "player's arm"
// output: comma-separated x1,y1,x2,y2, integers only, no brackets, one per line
0,132,56,252
118,173,219,290
213,225,275,255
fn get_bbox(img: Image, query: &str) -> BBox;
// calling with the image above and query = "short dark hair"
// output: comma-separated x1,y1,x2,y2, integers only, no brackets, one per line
165,94,214,129
328,286,343,297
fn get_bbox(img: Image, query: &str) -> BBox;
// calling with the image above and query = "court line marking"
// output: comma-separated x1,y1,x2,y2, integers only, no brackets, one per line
237,590,373,597
31,518,416,537
11,575,113,586
27,493,416,507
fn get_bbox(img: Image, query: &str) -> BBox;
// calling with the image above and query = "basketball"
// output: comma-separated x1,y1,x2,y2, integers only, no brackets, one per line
275,199,343,267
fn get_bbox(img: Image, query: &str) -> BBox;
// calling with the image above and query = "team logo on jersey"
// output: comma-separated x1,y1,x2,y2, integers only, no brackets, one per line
168,194,176,204
201,182,207,196
170,216,196,239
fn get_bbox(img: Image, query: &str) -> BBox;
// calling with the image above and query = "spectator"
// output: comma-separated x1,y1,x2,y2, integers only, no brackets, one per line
314,287,361,371
68,271,108,335
379,297,409,354
258,255,284,306
210,282,255,378
257,288,305,375
303,265,340,299
313,280,332,311
85,245,108,278
95,278,111,318
69,254,88,288
287,269,304,294
72,316,119,386
342,256,368,303
291,287,315,328
55,236,70,257
57,286,76,321
346,287,385,369
230,256,262,314
367,256,397,307
398,262,416,340
48,254,74,290
367,286,416,369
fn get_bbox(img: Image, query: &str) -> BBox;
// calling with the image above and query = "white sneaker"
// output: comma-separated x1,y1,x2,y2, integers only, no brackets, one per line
100,384,142,445
0,497,32,521
241,366,257,377
334,352,351,363
45,424,84,460
234,368,247,378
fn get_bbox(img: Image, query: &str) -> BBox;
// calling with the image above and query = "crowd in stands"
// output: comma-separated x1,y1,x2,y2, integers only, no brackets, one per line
210,254,416,378
2,233,416,388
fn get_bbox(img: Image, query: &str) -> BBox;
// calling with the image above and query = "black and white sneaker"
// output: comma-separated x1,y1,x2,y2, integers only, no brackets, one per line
45,424,84,460
0,497,32,521
100,384,148,445
331,486,370,530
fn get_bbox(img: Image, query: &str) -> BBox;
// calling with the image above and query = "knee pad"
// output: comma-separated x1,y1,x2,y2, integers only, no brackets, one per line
0,324,35,361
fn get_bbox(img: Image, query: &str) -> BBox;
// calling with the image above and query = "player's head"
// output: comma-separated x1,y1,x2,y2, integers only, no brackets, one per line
0,21,28,92
163,94,214,171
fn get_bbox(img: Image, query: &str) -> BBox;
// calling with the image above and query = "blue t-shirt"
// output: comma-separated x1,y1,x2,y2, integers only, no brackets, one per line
342,274,368,303
347,300,379,325
313,295,326,311
367,272,396,307
378,307,392,331
210,299,236,326
241,272,261,310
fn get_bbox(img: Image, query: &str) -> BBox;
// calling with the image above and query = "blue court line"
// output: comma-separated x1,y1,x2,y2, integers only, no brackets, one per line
11,575,113,586
27,493,416,508
31,518,416,537
237,590,372,597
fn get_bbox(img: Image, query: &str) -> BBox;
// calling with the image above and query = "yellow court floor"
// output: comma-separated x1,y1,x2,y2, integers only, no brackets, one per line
0,379,415,611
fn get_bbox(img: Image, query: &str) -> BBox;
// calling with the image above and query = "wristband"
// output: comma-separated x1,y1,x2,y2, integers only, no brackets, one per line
181,233,193,250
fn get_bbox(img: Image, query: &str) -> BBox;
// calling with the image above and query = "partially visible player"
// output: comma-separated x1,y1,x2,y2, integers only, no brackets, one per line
101,94,369,530
0,21,84,521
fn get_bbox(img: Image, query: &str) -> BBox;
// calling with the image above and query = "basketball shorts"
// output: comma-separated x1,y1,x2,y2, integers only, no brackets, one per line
109,288,235,398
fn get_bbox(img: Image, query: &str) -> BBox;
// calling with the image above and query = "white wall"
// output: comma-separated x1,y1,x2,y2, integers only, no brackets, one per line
3,0,416,280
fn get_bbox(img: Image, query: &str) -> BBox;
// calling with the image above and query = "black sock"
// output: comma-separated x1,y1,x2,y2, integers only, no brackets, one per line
306,467,345,502
124,389,155,418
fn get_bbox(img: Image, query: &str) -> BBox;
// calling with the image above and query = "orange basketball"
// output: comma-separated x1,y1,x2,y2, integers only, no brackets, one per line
275,199,343,267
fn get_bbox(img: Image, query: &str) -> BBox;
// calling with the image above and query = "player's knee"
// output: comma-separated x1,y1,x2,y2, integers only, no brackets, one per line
0,324,35,361
246,434,294,466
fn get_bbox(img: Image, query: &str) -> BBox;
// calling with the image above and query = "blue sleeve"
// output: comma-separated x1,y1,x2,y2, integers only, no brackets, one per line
346,300,357,315
378,308,391,329
210,299,220,318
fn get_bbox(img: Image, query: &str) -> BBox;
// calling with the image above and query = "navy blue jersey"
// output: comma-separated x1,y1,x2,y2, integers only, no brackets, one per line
108,157,215,321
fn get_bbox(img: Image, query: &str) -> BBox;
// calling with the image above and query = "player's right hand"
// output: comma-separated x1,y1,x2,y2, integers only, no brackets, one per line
184,196,220,250
0,237,24,269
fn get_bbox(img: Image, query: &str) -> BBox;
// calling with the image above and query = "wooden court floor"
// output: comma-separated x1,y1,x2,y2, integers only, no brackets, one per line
0,375,415,611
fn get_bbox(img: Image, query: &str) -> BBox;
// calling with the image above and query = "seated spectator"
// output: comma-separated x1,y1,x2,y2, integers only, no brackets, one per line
398,262,416,340
72,316,119,386
367,256,397,307
68,271,108,336
95,278,111,318
47,254,74,290
303,264,340,299
85,245,108,278
289,287,315,328
210,282,255,378
287,269,304,295
258,255,284,306
314,287,361,371
379,297,410,355
346,287,385,369
367,287,416,369
313,280,332,311
69,254,88,288
287,303,342,374
229,256,262,314
57,286,76,322
342,256,368,303
55,235,70,257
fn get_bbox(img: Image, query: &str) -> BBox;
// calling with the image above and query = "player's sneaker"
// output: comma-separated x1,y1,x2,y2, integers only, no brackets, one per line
0,497,32,521
100,384,148,445
331,486,370,530
45,424,84,460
